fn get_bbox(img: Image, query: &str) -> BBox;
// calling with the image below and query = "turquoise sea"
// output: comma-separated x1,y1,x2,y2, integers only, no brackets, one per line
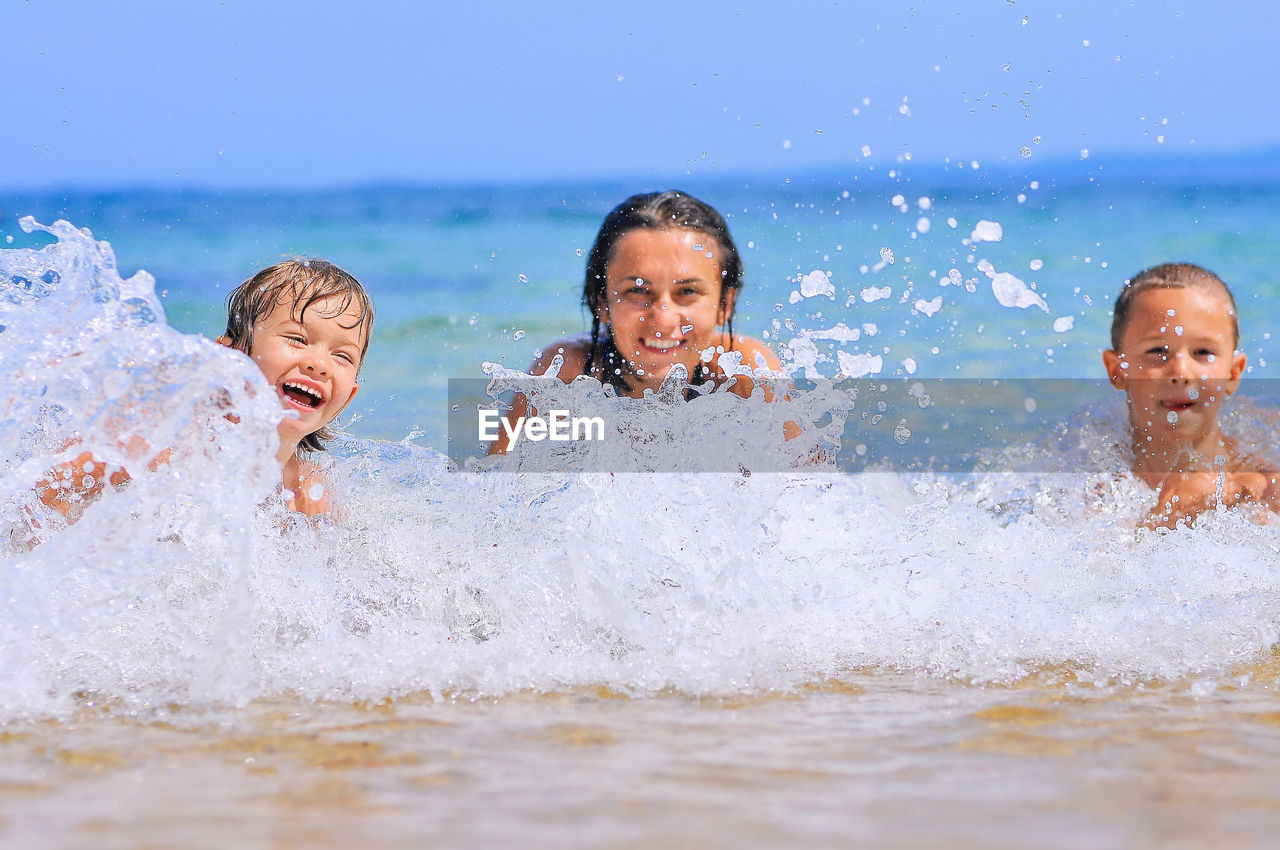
6,151,1280,447
5,154,1280,846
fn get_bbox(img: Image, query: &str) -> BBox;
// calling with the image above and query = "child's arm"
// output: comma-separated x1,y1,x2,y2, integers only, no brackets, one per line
36,450,132,521
35,439,169,522
1143,469,1271,530
284,461,333,517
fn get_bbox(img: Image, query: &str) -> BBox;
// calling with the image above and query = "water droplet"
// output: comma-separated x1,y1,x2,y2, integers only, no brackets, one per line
1020,147,1031,158
513,329,526,340
879,247,895,264
518,273,529,283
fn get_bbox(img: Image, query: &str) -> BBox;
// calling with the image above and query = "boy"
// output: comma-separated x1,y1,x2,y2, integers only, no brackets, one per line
38,258,372,519
1103,262,1278,529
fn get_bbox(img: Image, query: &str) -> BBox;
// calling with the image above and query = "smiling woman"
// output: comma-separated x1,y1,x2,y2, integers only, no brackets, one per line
488,190,781,455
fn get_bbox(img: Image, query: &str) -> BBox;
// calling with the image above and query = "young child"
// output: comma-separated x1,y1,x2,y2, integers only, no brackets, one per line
1102,262,1278,529
38,258,372,519
215,258,372,515
489,190,785,454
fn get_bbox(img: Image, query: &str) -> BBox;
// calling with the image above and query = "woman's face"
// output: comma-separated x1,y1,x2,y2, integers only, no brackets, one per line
595,227,734,392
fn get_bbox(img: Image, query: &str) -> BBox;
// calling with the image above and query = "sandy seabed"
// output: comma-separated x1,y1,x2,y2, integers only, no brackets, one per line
4,666,1280,849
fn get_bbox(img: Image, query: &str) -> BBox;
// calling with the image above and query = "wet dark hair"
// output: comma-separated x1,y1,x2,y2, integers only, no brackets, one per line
1110,262,1238,351
582,190,744,393
223,258,373,453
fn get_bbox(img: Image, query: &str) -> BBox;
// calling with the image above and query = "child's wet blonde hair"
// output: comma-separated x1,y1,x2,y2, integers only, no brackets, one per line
1111,262,1238,350
223,258,373,452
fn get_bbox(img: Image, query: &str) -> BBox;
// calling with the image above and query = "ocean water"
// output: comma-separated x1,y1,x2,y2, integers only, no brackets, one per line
4,157,1280,846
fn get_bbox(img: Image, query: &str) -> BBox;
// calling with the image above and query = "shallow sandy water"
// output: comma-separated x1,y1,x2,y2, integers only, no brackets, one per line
4,668,1280,849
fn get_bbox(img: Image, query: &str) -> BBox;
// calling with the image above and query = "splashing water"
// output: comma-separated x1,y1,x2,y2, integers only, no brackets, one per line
3,220,1280,725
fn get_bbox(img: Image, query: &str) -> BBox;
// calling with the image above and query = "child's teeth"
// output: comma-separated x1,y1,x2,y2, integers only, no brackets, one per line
284,381,322,402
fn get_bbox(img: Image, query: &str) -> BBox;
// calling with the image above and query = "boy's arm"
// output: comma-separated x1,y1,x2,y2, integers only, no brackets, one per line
1257,470,1280,517
1143,469,1270,530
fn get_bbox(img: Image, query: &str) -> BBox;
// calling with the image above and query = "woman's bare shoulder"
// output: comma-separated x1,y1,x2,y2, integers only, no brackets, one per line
529,333,592,382
728,335,781,371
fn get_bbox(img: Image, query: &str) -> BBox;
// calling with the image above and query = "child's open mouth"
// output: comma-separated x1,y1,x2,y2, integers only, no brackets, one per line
1160,399,1196,413
282,380,325,410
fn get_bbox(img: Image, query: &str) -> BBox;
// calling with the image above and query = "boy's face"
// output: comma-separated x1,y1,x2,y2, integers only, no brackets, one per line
1102,286,1245,452
243,295,364,449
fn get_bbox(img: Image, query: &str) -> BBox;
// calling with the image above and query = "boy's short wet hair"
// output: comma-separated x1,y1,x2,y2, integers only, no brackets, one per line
1110,262,1239,350
223,258,373,453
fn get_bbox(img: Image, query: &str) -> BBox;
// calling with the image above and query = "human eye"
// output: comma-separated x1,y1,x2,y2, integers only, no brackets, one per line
620,282,652,303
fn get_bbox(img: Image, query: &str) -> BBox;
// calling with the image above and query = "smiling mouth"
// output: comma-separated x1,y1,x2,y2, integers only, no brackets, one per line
642,338,684,352
282,381,324,409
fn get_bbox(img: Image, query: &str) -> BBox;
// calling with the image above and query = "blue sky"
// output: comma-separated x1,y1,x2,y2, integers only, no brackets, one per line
7,0,1276,188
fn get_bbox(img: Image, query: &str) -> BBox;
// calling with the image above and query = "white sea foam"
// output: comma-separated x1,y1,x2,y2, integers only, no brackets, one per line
3,221,1280,723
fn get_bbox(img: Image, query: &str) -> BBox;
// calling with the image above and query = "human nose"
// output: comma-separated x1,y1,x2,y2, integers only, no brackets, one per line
1167,350,1196,382
648,293,690,336
300,345,330,376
